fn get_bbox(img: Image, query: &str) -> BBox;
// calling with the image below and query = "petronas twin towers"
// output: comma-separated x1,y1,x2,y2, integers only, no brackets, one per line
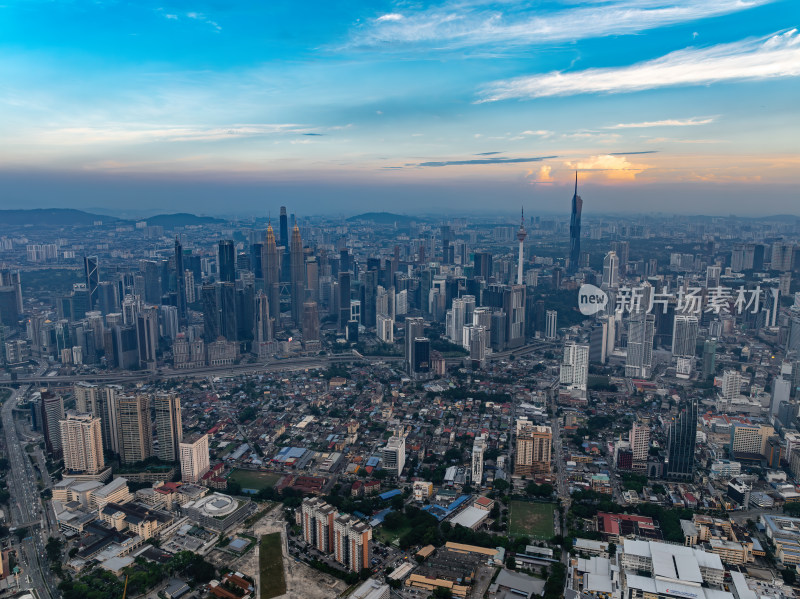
261,207,306,326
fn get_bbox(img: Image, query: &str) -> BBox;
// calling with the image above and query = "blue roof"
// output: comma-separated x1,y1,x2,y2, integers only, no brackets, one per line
446,495,471,511
370,508,393,526
275,446,307,461
379,489,402,500
422,505,449,520
366,456,381,467
421,495,471,521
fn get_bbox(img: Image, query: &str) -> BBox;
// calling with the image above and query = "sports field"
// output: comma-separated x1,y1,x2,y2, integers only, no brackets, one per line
259,533,286,599
509,501,556,539
229,469,282,491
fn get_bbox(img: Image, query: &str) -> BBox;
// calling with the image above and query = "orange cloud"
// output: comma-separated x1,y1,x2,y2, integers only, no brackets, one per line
564,154,649,181
526,165,554,184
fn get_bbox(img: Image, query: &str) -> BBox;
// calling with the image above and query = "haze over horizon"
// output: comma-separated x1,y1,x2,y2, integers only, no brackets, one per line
1,0,798,215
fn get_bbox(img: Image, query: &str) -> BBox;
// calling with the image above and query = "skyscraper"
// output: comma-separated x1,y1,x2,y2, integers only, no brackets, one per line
180,434,210,483
174,237,187,324
666,400,697,479
116,394,152,464
41,392,66,458
702,338,717,380
263,222,282,325
202,284,220,341
338,271,351,332
154,393,182,462
629,421,650,470
560,342,589,392
672,314,699,358
136,306,159,368
254,291,273,343
602,251,619,288
504,285,526,348
218,240,236,283
472,436,486,486
74,382,99,414
279,206,290,282
84,255,99,310
382,435,406,476
405,317,424,376
302,301,320,342
517,208,527,285
626,311,655,378
218,281,237,341
568,173,582,273
290,224,305,323
412,337,431,378
515,420,552,476
545,309,558,340
60,411,105,475
97,385,121,455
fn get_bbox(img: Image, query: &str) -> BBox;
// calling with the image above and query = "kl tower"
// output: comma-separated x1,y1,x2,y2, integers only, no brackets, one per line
516,207,526,285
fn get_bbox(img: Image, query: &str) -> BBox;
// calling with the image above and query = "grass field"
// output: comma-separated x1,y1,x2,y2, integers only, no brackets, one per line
230,469,282,491
259,533,287,599
509,501,556,539
374,524,411,546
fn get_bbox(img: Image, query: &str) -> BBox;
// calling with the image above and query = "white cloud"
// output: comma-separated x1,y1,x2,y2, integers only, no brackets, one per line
27,123,314,145
521,129,552,136
607,116,716,128
480,29,800,101
186,11,221,31
376,13,404,22
350,0,773,50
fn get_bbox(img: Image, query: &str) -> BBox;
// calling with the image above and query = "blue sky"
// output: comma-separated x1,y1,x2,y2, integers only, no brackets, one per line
0,0,798,216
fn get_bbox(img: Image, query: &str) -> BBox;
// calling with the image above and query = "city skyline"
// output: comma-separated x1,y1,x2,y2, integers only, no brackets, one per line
0,1,797,215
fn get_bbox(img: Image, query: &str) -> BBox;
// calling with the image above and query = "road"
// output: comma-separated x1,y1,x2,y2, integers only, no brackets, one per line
9,341,561,387
551,406,571,567
2,385,59,598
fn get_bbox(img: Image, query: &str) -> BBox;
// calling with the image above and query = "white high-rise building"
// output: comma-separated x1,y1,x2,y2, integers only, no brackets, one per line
606,313,617,356
721,370,742,400
471,436,487,487
545,310,558,340
447,298,467,344
179,434,210,483
560,342,589,392
376,315,394,343
626,311,655,378
603,251,620,288
672,314,699,358
383,435,406,476
60,411,105,475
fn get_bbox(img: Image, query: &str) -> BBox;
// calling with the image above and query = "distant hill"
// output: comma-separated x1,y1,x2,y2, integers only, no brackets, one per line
347,212,416,225
0,208,120,226
145,213,226,228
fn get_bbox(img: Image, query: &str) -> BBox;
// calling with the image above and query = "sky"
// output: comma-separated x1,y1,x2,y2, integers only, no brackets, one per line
0,0,798,216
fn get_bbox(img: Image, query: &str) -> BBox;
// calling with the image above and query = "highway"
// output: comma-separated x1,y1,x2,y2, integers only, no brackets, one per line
9,340,561,387
2,385,59,599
